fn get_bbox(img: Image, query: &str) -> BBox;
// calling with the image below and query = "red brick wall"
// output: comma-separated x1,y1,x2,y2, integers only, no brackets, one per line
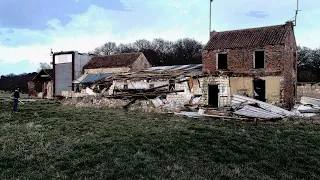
282,25,297,108
202,45,287,74
202,25,297,108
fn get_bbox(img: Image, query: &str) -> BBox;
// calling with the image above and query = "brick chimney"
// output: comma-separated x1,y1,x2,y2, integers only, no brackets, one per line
210,30,218,39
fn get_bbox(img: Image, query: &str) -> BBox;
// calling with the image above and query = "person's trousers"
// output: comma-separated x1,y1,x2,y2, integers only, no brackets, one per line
13,99,18,112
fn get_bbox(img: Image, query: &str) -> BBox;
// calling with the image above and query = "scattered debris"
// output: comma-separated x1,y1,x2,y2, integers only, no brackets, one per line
231,95,295,117
300,96,320,107
297,104,320,113
233,105,284,119
174,109,247,120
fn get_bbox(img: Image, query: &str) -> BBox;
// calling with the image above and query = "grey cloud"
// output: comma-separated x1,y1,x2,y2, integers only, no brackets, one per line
0,0,127,30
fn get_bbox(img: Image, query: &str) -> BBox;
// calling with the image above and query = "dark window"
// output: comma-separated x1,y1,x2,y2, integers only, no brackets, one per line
254,51,265,69
217,53,228,70
169,80,175,91
124,84,128,89
149,84,154,89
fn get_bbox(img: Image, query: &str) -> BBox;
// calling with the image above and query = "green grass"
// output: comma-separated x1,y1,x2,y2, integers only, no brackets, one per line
0,92,29,100
1,99,320,179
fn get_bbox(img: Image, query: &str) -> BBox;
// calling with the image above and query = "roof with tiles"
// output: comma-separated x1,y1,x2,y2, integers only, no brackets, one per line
84,52,143,69
204,22,294,50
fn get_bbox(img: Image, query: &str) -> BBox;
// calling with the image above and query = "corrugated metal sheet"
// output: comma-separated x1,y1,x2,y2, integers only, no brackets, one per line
144,64,202,72
73,73,113,84
55,63,72,95
231,95,295,117
234,105,284,119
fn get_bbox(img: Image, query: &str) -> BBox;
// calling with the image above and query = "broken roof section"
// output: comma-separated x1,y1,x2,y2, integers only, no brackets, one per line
144,64,202,72
83,52,143,69
110,64,203,81
73,73,113,84
205,22,293,50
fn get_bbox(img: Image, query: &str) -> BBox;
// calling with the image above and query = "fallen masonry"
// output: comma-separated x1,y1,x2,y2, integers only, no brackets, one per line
61,92,320,121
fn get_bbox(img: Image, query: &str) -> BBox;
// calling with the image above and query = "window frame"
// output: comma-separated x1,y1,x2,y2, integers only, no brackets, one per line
253,50,266,69
216,52,228,70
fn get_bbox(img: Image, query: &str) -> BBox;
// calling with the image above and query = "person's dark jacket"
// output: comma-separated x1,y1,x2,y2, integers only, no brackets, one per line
13,90,20,99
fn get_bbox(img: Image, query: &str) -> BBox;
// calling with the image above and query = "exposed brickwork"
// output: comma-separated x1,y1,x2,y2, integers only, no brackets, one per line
203,22,297,108
203,45,288,73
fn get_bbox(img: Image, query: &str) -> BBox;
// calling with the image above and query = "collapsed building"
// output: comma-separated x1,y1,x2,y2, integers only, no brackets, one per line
59,21,299,115
103,64,203,106
64,52,152,96
28,69,53,99
202,21,297,109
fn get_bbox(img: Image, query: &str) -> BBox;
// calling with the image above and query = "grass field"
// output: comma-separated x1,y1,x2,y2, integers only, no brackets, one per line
1,99,320,179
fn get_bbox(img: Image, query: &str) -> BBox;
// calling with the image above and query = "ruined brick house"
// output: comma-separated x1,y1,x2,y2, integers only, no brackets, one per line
202,21,297,108
28,69,54,99
83,52,151,74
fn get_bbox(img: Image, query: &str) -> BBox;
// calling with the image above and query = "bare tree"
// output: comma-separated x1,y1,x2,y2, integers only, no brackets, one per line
91,37,205,66
172,38,203,64
115,43,136,54
39,62,51,70
94,42,117,55
133,39,152,51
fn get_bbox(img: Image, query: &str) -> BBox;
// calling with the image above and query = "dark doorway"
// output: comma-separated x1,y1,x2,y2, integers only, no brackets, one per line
253,79,266,102
208,85,219,107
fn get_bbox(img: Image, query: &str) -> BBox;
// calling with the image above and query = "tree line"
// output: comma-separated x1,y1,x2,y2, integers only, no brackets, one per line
92,38,204,66
297,46,320,82
0,72,37,93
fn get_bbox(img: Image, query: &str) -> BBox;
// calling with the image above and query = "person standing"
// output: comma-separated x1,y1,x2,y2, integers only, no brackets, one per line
11,87,20,113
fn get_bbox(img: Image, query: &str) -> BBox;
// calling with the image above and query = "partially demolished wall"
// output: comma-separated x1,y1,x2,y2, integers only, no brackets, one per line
200,76,231,107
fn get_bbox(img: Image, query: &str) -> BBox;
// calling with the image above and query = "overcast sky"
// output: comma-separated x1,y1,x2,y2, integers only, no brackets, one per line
0,0,319,76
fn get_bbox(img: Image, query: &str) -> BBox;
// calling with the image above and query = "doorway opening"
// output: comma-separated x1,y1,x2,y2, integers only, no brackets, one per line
208,84,219,107
253,79,266,102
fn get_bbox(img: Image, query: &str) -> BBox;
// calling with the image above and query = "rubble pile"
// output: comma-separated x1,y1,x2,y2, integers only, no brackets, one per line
62,96,130,109
62,95,187,113
293,96,320,117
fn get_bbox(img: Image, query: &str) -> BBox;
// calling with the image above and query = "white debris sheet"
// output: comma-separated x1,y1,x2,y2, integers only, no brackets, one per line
297,104,320,113
300,97,320,107
231,95,295,119
174,110,246,120
233,105,285,119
